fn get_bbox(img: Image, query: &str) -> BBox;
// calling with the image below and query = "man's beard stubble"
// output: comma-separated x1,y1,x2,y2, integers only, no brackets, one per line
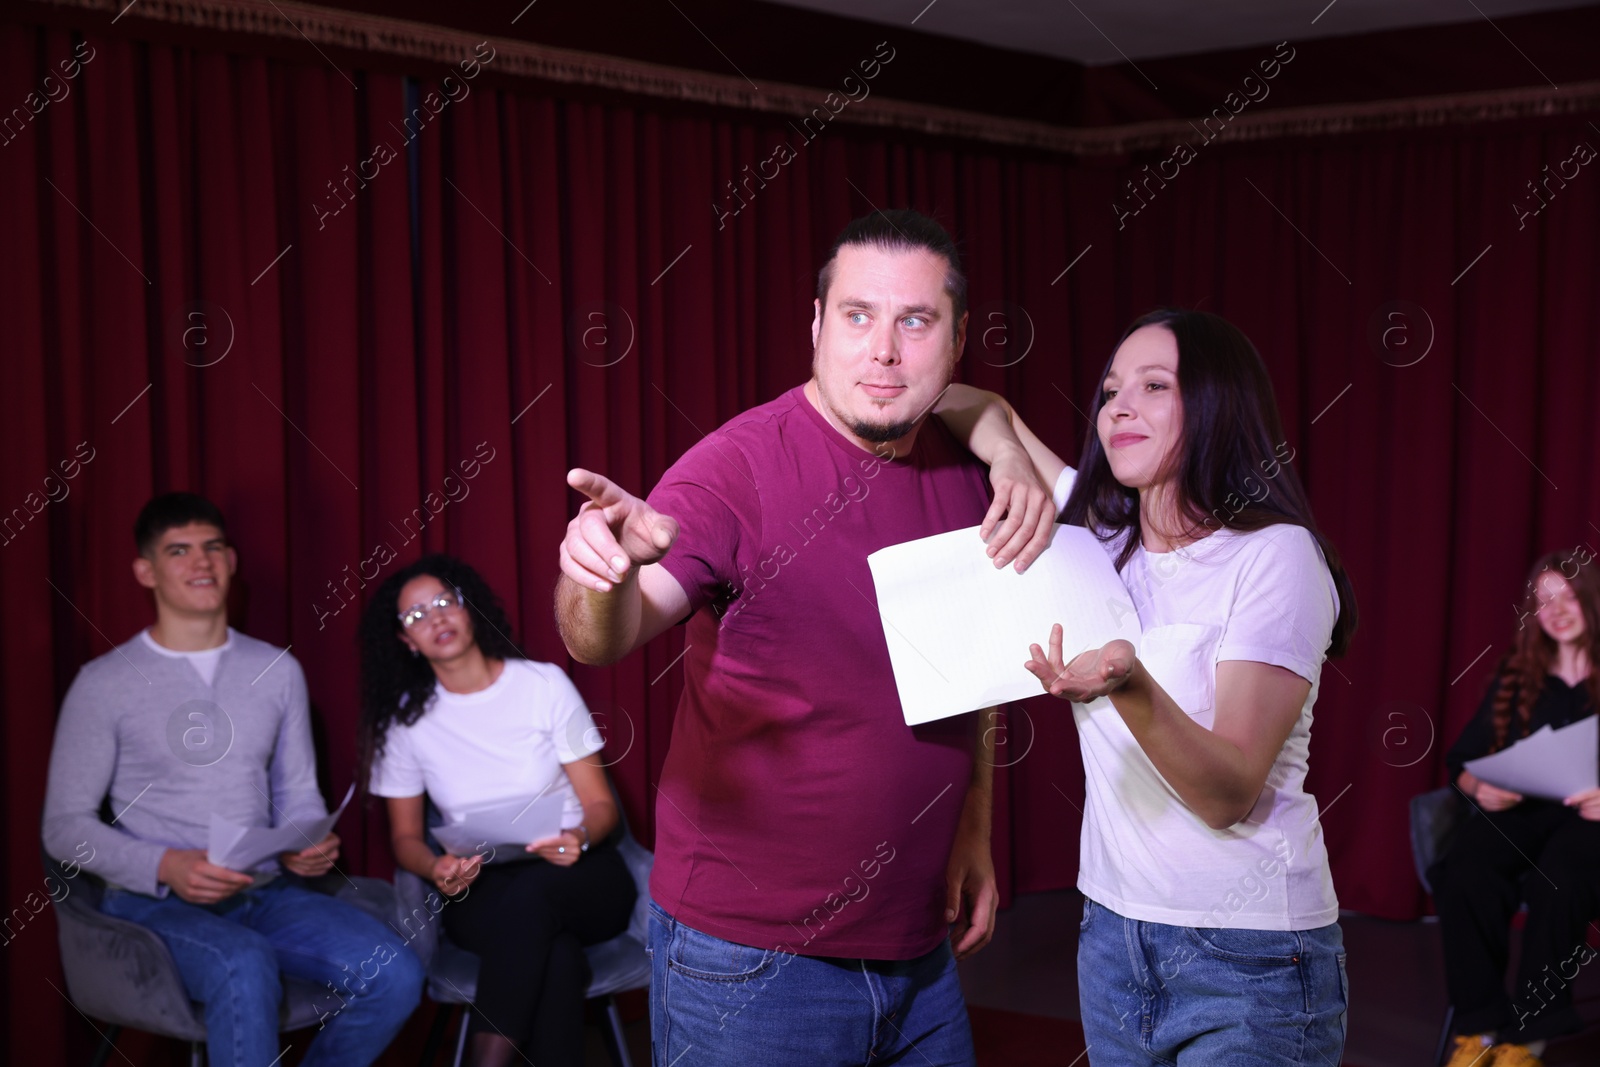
811,332,957,446
848,417,918,443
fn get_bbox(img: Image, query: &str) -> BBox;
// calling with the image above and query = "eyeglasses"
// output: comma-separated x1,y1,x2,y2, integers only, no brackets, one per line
398,587,465,629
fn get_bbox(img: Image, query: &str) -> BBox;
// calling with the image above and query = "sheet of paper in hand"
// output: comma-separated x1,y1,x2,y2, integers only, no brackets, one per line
867,524,1141,725
1463,715,1599,802
207,784,354,871
430,793,567,856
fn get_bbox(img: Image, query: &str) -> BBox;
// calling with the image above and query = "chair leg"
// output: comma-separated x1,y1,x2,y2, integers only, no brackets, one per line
419,1002,453,1067
602,995,633,1067
451,1008,470,1067
1433,1003,1456,1067
190,1039,204,1067
87,1024,122,1067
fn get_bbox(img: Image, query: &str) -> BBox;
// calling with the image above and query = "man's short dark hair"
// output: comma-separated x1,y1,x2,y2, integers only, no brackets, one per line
816,209,967,323
134,492,228,556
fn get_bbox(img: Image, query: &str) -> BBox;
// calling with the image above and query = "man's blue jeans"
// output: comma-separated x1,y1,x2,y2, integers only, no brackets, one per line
101,878,423,1067
647,900,975,1067
1076,897,1347,1066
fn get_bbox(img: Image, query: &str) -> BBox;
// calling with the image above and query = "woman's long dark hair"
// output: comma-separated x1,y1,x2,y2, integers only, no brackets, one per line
1061,307,1358,657
357,554,525,792
1485,550,1600,752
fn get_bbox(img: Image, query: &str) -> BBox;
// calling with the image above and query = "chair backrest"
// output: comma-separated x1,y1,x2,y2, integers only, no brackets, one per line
390,866,444,970
41,846,210,1041
41,846,107,916
610,802,654,946
1409,786,1466,895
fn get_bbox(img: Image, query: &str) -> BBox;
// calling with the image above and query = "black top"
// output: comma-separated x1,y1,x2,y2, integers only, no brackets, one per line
1445,672,1597,781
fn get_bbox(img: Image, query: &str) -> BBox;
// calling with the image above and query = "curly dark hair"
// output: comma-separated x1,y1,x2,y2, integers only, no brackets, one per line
357,554,526,793
1486,549,1600,753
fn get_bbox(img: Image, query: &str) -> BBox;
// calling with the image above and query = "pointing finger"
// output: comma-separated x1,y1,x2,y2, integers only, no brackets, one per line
567,468,622,506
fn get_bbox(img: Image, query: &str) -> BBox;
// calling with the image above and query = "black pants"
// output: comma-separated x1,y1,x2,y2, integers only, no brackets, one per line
442,841,637,1064
1429,800,1600,1041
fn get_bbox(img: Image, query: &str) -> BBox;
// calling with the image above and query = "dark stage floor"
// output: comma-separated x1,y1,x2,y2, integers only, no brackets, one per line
410,888,1600,1065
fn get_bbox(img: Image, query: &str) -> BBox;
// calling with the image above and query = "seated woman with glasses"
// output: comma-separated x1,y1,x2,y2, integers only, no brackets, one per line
358,555,636,1067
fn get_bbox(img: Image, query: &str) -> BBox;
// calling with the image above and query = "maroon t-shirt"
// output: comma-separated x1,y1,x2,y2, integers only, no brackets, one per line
646,385,992,959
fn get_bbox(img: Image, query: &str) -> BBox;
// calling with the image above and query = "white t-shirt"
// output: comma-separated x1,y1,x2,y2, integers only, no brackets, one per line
141,628,233,686
1075,523,1341,931
367,659,603,829
1052,466,1076,514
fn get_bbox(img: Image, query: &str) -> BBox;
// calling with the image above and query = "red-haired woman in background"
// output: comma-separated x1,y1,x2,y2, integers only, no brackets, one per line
1434,550,1600,1067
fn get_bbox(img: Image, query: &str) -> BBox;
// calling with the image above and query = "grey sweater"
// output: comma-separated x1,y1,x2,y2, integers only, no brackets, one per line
42,629,329,897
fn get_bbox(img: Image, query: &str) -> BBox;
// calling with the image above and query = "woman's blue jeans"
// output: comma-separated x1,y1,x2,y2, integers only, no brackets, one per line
1076,897,1347,1066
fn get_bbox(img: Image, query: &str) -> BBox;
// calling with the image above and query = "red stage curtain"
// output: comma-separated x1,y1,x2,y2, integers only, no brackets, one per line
3,15,1599,1063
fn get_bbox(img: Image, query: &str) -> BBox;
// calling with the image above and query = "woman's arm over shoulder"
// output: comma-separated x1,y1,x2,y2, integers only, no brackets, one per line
934,384,1069,488
934,384,1072,571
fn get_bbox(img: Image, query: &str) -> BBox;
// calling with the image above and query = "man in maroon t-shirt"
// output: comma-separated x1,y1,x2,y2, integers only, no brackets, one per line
556,211,1050,1067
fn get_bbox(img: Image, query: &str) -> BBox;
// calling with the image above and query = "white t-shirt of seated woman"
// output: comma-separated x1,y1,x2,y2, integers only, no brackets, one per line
367,659,603,831
1075,523,1341,932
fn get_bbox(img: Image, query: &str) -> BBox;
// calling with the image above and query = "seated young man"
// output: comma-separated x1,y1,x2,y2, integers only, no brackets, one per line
42,492,422,1067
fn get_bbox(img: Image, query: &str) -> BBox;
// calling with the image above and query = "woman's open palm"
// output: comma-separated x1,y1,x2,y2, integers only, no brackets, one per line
1026,627,1137,703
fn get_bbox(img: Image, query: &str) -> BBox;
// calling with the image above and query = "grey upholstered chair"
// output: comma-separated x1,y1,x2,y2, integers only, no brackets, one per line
1410,785,1468,1066
1409,785,1466,897
46,848,399,1067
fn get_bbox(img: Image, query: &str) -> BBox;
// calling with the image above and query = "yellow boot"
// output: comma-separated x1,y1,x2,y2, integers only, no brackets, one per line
1444,1035,1495,1067
1490,1043,1544,1067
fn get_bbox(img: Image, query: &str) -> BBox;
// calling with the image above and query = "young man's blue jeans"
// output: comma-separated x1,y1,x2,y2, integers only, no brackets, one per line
1076,897,1347,1066
647,900,975,1067
101,878,423,1067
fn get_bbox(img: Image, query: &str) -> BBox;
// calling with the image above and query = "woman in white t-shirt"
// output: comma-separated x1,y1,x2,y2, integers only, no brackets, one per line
962,309,1358,1065
358,555,636,1067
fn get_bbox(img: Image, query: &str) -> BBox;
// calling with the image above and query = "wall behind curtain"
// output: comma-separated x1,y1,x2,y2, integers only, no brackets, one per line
3,16,1598,1061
